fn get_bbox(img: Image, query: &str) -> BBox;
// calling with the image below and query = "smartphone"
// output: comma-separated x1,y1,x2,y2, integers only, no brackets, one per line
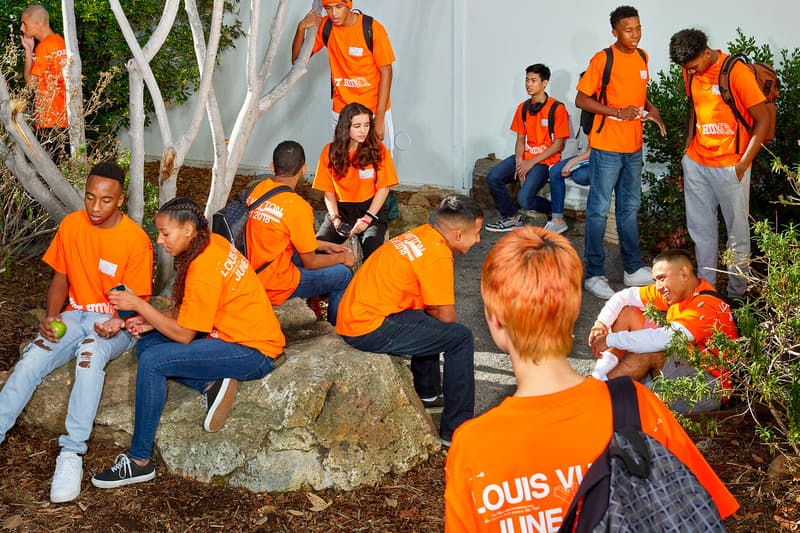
335,221,353,238
111,284,136,319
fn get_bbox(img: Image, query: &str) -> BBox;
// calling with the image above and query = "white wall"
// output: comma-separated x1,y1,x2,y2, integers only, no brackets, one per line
135,0,797,192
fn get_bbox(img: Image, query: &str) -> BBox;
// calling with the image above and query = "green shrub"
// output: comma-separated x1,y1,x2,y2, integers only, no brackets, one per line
641,29,800,253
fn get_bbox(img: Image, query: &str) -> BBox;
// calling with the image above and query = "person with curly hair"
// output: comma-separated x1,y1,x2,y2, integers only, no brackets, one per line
91,197,285,489
313,102,399,259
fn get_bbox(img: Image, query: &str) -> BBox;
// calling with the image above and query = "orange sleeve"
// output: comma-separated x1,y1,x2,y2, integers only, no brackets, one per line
576,49,605,97
553,102,571,139
370,18,395,67
731,61,767,113
312,145,335,193
637,383,740,518
286,198,318,255
509,101,526,135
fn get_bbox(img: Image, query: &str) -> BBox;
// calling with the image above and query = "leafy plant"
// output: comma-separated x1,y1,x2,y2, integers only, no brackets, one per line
641,29,800,252
1,1,244,137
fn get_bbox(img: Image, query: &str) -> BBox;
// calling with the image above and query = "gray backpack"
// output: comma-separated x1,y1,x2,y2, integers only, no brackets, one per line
559,376,725,532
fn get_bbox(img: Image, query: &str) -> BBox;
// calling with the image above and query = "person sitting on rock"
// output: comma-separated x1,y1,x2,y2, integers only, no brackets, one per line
92,197,285,489
336,194,482,446
588,248,738,413
245,140,354,325
0,162,153,503
484,63,570,233
444,227,739,530
313,102,399,259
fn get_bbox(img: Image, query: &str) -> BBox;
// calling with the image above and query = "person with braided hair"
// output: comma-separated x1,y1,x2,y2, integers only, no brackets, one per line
91,197,285,489
313,102,399,259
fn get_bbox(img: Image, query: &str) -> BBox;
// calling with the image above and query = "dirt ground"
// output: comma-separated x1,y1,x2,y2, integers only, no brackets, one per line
1,165,799,531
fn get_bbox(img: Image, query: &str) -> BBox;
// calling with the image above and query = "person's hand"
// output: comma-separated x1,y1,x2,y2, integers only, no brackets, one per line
38,314,63,343
588,321,609,347
373,114,386,141
515,159,535,182
643,108,667,137
123,316,153,338
616,105,642,121
20,35,35,54
734,161,746,181
561,164,574,177
339,248,356,268
590,334,610,358
298,10,323,31
319,241,350,254
351,218,370,235
94,318,125,339
108,286,141,313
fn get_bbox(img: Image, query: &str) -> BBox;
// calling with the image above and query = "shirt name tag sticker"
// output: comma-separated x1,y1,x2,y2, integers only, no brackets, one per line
541,119,549,127
359,168,375,179
349,46,364,57
640,70,648,79
98,258,118,277
712,84,721,95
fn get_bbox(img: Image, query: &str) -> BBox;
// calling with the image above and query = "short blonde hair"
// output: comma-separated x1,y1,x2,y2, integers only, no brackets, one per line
481,227,582,361
23,5,49,25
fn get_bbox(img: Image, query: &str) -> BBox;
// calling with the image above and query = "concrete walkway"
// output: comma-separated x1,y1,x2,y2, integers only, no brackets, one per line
454,210,632,415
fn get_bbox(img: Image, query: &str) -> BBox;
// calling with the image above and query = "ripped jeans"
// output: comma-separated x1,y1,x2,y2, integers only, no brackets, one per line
0,310,135,454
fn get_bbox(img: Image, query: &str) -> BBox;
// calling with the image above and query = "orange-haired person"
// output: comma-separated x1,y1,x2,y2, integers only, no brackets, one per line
444,226,739,532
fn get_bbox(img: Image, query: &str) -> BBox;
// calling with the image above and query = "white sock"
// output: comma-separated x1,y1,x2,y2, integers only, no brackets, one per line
591,351,619,381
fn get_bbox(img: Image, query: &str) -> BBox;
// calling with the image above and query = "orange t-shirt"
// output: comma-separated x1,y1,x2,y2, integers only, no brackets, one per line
685,51,766,167
336,224,454,337
444,378,739,532
43,210,153,314
576,46,650,153
31,33,68,128
510,97,570,166
178,233,285,357
313,13,395,113
312,143,399,203
244,179,318,305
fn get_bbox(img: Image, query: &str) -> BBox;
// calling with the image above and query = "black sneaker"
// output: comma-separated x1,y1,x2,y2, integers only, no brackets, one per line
420,395,444,414
91,454,155,489
203,378,239,432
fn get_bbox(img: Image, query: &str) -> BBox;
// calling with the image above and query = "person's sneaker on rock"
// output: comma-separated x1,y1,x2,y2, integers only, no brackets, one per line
203,378,239,432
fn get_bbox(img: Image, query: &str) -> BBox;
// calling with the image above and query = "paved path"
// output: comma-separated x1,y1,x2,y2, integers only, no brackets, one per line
452,210,631,415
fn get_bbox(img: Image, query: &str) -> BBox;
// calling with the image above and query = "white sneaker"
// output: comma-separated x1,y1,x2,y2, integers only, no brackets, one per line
584,276,615,299
50,452,83,503
544,219,568,234
591,352,619,381
624,266,653,286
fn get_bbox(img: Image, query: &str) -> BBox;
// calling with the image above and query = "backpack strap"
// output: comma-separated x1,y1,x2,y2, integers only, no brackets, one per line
719,53,751,154
686,72,697,144
246,184,294,274
607,376,642,431
548,100,563,142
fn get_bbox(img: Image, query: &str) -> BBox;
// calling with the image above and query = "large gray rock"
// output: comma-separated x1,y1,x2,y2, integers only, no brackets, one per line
18,298,440,492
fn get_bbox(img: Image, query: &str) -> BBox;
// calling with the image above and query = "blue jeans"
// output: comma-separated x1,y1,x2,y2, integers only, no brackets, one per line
549,155,591,218
290,253,352,326
128,332,277,462
487,155,551,217
584,148,645,278
341,309,475,441
0,310,135,454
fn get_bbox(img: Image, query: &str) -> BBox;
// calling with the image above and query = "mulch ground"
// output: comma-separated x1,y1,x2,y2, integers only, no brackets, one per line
1,164,798,531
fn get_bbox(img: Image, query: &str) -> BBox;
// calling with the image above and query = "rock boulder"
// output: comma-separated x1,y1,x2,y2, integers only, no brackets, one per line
19,298,441,492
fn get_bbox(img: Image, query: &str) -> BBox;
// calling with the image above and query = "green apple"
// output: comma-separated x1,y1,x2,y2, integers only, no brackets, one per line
50,320,67,339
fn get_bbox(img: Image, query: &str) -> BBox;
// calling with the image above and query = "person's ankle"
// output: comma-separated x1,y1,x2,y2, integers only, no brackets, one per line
133,458,150,468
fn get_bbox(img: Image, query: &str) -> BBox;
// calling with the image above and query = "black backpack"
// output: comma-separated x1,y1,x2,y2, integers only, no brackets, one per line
559,376,725,533
520,96,564,142
580,47,647,135
211,182,293,274
321,11,374,99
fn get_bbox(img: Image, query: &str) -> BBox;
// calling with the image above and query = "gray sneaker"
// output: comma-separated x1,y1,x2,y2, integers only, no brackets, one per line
544,219,568,234
485,216,523,232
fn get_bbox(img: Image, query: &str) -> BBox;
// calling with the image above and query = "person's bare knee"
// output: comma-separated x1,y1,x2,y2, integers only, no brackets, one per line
608,351,665,382
611,306,646,333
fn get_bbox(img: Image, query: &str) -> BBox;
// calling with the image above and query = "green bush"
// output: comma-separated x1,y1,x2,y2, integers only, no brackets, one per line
641,29,800,252
2,1,243,137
